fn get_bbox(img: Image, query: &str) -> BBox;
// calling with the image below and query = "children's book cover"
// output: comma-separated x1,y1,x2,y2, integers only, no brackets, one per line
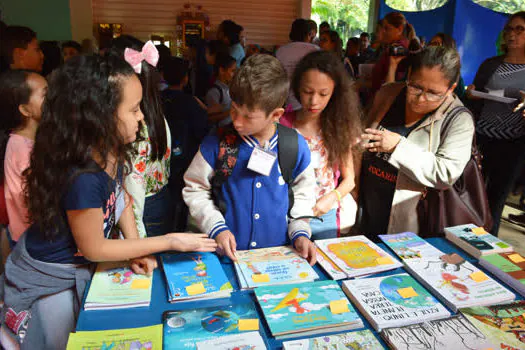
445,224,512,253
196,331,267,350
235,246,319,288
480,253,525,286
342,274,450,331
315,236,402,278
282,330,385,350
378,232,444,260
254,280,362,338
405,254,515,311
461,301,525,350
163,302,259,349
381,315,494,350
66,324,162,350
85,261,153,309
315,247,347,280
160,253,233,301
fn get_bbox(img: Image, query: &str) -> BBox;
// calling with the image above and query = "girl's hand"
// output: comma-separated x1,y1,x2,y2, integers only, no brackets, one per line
313,192,338,217
361,128,402,153
166,233,218,253
130,255,158,276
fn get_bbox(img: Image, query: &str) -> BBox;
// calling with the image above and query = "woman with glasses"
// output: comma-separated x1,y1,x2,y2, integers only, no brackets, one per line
357,46,474,240
428,33,466,99
465,11,525,235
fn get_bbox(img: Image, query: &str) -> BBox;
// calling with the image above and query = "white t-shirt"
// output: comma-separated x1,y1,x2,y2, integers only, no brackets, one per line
276,42,320,111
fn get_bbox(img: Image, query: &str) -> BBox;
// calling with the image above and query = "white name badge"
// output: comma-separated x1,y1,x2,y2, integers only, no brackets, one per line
247,147,277,176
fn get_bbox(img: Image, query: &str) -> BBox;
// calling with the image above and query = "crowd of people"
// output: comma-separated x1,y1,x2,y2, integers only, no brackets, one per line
0,10,524,349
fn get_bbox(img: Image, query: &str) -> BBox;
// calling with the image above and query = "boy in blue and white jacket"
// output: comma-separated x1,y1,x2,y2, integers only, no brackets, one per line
183,54,317,264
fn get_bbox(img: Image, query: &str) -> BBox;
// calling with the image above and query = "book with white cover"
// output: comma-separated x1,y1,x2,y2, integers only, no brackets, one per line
196,332,266,350
379,232,444,260
342,273,450,331
282,330,385,350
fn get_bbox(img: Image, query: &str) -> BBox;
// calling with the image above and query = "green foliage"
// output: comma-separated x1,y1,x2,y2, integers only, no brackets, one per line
311,0,371,45
386,0,525,13
473,0,525,14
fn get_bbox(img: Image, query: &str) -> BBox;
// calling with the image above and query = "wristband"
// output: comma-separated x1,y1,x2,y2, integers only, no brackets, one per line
332,189,342,202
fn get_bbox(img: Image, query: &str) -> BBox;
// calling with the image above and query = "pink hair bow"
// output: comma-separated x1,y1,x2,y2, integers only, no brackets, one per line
124,40,159,74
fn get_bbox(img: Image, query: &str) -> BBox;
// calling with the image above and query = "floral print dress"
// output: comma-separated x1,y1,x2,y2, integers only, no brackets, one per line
126,119,171,238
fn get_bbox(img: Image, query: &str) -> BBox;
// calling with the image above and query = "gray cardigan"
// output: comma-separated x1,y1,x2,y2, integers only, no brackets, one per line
367,82,475,234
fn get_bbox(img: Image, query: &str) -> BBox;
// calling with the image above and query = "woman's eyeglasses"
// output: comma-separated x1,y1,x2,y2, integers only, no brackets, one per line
503,25,525,35
406,81,448,102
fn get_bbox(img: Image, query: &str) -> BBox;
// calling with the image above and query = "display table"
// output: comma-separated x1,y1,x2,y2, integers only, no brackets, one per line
75,238,515,349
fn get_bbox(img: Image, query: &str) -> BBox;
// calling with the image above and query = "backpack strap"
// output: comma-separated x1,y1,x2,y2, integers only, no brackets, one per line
211,84,224,105
276,124,298,218
211,125,240,214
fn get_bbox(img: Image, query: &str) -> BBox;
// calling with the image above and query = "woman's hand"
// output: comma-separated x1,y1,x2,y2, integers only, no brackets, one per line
389,55,405,68
313,192,338,217
361,128,402,153
513,91,525,118
466,84,480,100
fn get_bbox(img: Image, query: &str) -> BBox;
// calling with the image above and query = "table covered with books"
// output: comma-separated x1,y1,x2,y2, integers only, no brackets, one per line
74,228,525,350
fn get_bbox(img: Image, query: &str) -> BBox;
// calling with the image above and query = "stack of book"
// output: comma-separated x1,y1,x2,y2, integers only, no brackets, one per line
254,280,363,340
282,330,384,350
379,232,444,260
381,315,494,350
160,252,233,302
403,253,515,312
479,252,525,297
84,261,153,310
67,324,162,349
315,236,402,278
444,223,513,258
233,246,319,290
342,273,450,331
195,332,266,350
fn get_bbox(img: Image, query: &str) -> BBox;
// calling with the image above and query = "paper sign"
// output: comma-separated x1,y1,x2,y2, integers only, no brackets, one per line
252,274,270,283
470,271,489,282
131,279,151,290
329,299,349,314
186,282,206,295
398,287,418,298
508,254,525,263
471,227,488,235
238,319,259,331
376,257,394,265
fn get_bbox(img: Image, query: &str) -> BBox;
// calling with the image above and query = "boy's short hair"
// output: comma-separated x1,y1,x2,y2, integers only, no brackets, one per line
289,19,310,42
2,26,37,64
307,20,318,33
163,56,189,86
229,54,289,116
360,32,370,39
214,53,236,74
62,40,81,53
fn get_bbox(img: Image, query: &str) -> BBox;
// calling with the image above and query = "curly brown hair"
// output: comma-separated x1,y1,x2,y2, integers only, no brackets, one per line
292,50,363,168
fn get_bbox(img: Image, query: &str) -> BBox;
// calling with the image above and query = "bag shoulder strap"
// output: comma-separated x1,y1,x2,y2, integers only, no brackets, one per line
276,124,299,218
211,84,224,105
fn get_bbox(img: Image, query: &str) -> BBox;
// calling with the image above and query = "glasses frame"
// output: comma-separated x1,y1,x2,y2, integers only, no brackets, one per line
406,81,449,102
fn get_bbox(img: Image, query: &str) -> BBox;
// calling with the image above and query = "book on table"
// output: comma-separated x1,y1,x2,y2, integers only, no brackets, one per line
160,252,233,302
66,324,162,350
163,300,260,349
233,246,319,290
379,232,444,260
460,301,525,350
315,247,347,280
444,223,513,258
479,251,525,297
254,280,364,340
84,261,153,310
282,329,385,350
315,236,402,278
381,315,495,350
195,331,267,350
342,273,450,331
403,253,515,312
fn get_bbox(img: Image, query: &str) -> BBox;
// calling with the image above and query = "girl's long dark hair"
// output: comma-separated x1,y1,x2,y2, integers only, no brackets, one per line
107,35,167,161
24,55,136,239
0,70,32,182
292,51,363,168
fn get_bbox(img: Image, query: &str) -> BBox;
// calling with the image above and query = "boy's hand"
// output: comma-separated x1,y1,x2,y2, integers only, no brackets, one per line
166,233,217,252
130,255,158,276
294,236,317,266
215,230,237,261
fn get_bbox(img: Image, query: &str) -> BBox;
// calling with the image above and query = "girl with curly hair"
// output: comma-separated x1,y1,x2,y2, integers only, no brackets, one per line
0,55,216,349
281,50,363,239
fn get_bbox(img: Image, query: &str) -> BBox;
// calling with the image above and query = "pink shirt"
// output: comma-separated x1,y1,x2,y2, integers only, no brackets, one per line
4,134,34,241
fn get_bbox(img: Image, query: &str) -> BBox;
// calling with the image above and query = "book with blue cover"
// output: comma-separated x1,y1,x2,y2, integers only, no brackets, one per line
379,232,444,260
254,280,364,339
162,301,259,349
160,252,233,302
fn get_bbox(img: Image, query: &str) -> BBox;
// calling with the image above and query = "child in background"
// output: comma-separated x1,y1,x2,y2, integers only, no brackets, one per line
162,57,209,230
1,26,44,73
0,55,217,349
184,54,317,264
61,41,81,62
0,70,47,247
281,51,362,239
205,54,236,126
